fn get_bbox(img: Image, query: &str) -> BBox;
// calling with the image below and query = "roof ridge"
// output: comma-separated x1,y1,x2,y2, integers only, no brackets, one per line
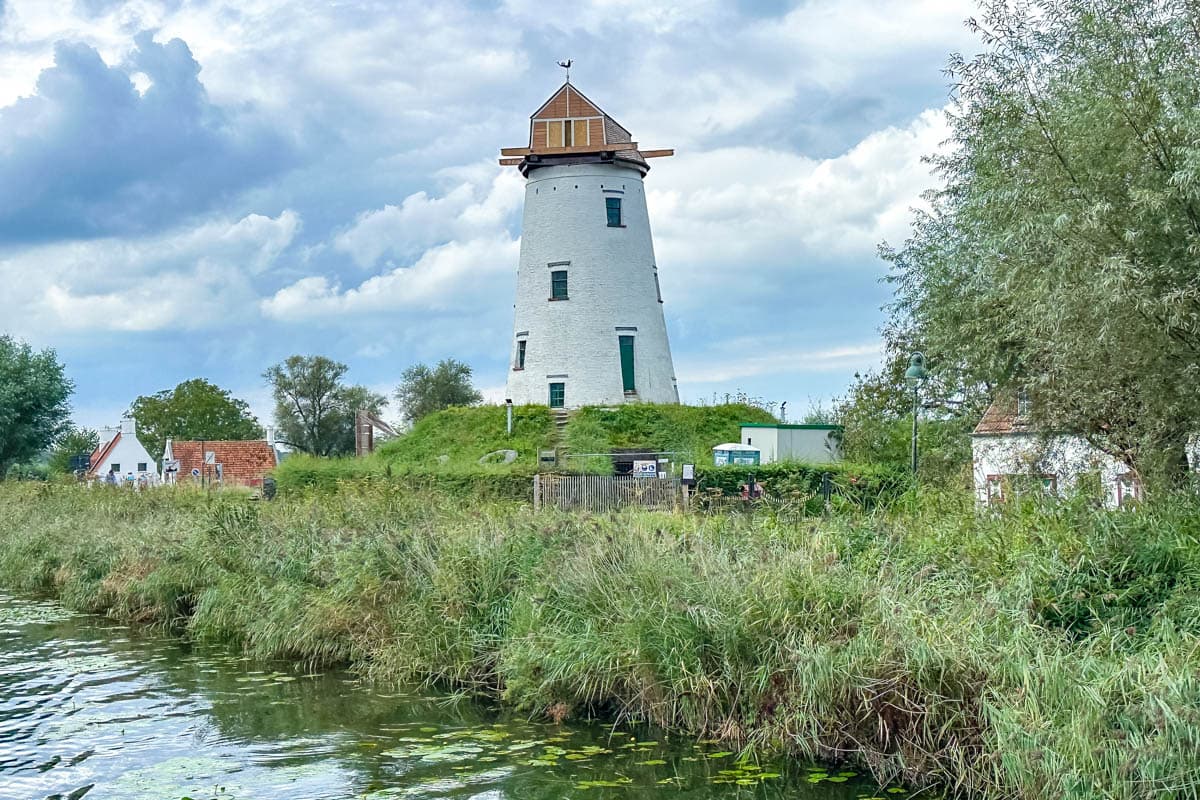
90,432,122,472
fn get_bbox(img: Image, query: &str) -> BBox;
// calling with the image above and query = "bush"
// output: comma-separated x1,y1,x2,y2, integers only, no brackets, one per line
694,461,911,511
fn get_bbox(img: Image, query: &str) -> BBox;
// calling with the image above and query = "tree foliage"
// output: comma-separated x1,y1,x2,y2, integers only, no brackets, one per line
394,358,482,423
264,355,387,456
834,347,981,485
0,336,73,478
130,378,263,462
885,0,1200,480
48,426,99,476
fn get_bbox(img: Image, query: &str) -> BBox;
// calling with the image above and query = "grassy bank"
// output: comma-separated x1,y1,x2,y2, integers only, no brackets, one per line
273,402,777,491
1,483,1198,798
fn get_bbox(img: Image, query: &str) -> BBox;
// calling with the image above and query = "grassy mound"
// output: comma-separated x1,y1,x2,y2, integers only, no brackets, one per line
564,403,776,470
4,482,1198,799
378,404,554,470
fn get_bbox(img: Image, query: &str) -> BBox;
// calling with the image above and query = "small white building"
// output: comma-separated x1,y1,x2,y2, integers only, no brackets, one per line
89,419,157,484
738,423,842,465
970,399,1141,507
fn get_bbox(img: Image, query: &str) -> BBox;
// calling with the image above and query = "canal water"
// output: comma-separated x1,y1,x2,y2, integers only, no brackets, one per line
0,593,900,800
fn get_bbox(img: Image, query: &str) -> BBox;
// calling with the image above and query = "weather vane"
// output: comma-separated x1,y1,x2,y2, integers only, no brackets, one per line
557,59,572,83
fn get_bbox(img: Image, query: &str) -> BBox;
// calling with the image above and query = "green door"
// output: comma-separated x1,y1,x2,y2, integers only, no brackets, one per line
619,336,635,392
549,382,565,408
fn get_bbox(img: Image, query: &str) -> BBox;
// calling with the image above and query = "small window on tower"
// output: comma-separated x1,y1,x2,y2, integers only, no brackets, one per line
550,270,568,300
606,197,622,227
653,269,663,303
515,339,527,370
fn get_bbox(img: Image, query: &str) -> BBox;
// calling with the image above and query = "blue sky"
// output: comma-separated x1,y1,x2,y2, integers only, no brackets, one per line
0,0,978,428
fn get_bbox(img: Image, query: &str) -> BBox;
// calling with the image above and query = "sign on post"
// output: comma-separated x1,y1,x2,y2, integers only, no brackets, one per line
632,460,658,477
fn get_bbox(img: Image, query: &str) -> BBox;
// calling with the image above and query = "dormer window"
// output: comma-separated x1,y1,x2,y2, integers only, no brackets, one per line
1016,388,1031,420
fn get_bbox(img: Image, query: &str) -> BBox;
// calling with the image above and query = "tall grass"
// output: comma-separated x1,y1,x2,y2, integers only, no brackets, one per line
1,481,1198,799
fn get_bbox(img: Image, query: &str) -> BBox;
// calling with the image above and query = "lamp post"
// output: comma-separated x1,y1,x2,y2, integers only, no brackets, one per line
904,352,929,475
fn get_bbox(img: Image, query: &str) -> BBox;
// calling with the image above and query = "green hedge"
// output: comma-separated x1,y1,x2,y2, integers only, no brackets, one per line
694,461,911,511
273,453,532,502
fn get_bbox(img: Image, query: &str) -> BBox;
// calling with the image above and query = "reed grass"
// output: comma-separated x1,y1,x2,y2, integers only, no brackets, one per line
1,481,1197,799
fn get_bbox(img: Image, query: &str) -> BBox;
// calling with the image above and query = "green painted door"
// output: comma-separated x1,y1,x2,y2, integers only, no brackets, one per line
549,382,565,408
619,336,635,392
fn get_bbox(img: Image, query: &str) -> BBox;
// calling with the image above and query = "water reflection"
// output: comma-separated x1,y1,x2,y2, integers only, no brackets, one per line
0,594,895,800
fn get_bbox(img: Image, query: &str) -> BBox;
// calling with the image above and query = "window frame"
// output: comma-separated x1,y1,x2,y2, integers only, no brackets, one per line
137,462,148,472
515,339,527,370
550,270,569,301
606,197,623,227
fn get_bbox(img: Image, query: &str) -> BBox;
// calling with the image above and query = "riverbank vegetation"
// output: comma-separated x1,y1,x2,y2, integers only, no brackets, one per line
2,481,1197,799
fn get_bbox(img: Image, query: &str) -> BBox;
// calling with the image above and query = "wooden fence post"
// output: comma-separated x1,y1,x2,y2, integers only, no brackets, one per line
533,473,541,511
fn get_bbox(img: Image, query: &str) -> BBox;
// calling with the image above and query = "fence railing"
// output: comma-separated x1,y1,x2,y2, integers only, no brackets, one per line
534,473,682,512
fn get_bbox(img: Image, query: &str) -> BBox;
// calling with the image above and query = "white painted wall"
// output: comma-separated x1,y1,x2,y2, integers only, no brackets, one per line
971,433,1136,507
505,162,678,407
90,420,156,482
740,425,842,464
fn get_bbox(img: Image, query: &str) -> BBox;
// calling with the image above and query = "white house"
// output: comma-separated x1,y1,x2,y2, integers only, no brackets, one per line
970,398,1141,507
739,423,842,465
89,418,157,484
501,81,679,409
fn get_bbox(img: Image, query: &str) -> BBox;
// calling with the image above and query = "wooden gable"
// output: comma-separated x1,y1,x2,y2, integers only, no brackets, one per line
500,81,673,166
532,84,603,120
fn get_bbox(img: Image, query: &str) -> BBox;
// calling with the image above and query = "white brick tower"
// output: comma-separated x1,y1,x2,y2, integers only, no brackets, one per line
500,81,679,409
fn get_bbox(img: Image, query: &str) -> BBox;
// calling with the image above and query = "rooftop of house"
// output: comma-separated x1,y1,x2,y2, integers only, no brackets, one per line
168,439,279,485
972,397,1037,436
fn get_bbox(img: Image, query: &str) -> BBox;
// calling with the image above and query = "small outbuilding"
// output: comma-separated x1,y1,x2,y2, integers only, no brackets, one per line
738,423,841,465
713,443,761,466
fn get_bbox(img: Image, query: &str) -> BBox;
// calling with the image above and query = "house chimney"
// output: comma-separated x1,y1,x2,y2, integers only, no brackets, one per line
265,426,276,447
120,417,136,435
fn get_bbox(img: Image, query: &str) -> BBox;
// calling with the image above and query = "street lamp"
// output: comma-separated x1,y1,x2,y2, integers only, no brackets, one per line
904,352,929,474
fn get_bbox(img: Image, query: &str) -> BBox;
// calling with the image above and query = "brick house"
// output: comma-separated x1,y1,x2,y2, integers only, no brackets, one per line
162,437,281,488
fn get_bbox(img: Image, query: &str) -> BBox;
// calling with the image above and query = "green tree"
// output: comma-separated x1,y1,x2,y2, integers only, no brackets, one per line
264,355,387,456
130,379,263,462
0,336,73,478
48,426,99,476
833,346,981,485
394,358,482,423
884,0,1200,483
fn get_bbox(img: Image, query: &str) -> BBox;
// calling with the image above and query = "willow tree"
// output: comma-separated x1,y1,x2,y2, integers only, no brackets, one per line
886,0,1200,480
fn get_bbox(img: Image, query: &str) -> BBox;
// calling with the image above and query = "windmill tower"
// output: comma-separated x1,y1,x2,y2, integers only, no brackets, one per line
500,78,679,409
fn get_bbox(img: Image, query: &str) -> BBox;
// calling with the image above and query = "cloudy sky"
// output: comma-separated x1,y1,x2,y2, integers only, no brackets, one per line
0,0,979,428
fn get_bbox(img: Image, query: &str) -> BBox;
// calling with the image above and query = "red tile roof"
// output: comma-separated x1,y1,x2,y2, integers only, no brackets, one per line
89,433,122,475
972,399,1036,435
171,440,278,487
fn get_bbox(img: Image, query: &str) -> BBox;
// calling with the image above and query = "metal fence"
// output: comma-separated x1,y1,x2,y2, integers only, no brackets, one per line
534,473,682,512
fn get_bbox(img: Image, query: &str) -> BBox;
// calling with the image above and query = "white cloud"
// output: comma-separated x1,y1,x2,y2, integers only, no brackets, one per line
262,234,519,319
649,107,949,306
677,341,882,383
334,167,522,268
0,210,300,333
